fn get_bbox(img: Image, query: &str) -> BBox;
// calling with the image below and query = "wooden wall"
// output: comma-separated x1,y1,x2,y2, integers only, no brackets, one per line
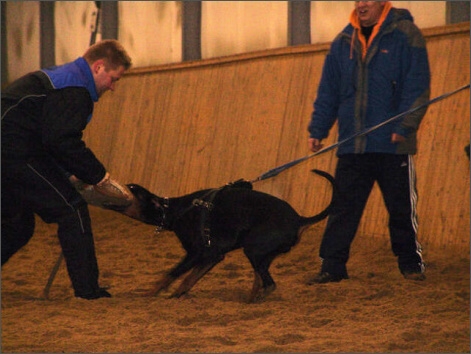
85,23,470,250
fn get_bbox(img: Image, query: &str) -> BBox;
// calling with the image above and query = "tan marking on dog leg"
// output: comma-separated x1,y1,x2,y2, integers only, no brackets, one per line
247,272,263,303
263,284,276,298
148,275,175,296
171,255,225,298
170,262,216,298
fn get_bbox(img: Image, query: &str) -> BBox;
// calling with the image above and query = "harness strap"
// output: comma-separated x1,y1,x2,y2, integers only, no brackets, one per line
192,188,221,247
165,181,252,246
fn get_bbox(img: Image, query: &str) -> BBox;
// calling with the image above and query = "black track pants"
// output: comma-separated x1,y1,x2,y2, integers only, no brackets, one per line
1,156,101,296
319,154,424,276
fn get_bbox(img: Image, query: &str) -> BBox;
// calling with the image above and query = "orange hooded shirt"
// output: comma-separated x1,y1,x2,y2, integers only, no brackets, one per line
349,1,392,59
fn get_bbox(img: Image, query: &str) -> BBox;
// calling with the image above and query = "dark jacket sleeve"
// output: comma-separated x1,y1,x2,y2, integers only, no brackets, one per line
42,87,106,185
308,33,346,140
394,21,431,138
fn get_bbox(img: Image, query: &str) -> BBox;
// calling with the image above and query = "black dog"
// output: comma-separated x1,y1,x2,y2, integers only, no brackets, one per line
112,169,334,302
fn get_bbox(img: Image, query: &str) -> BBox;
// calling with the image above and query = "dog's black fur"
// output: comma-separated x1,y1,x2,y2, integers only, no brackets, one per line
114,169,335,302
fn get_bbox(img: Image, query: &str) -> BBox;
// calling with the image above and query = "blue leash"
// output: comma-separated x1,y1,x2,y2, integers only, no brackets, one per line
251,83,470,183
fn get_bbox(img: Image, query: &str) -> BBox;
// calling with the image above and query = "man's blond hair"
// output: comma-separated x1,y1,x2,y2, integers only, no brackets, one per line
83,39,132,70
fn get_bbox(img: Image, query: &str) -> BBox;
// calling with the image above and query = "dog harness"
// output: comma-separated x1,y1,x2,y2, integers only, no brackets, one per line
156,179,252,247
192,188,220,247
154,188,221,247
192,179,252,247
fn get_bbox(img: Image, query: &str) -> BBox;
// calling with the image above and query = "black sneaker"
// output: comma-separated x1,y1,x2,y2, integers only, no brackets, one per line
76,288,112,300
307,272,348,284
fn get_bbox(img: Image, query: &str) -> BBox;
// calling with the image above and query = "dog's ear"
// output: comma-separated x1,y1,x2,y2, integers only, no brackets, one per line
227,179,253,190
126,184,155,200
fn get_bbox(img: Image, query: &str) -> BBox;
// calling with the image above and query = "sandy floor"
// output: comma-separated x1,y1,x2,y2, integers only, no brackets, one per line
2,207,469,353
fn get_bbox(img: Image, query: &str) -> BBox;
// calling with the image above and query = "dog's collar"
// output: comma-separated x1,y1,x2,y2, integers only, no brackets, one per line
155,197,170,233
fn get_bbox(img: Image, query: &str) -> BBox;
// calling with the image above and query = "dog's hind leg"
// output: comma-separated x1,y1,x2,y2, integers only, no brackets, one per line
247,271,277,303
170,255,224,298
248,272,263,303
245,251,278,303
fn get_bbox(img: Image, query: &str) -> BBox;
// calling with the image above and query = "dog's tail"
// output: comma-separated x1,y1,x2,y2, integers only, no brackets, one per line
299,169,335,227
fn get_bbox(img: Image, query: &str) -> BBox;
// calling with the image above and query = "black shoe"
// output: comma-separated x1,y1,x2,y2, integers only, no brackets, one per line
307,272,348,284
76,288,112,300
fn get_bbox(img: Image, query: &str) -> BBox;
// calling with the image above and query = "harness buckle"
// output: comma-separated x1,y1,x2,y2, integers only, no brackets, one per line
203,227,211,247
192,198,214,211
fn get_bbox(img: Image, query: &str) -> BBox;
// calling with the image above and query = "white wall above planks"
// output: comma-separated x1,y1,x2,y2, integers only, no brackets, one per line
5,1,447,82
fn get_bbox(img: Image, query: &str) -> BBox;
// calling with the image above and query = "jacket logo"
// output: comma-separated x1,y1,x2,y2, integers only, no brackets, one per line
380,49,389,54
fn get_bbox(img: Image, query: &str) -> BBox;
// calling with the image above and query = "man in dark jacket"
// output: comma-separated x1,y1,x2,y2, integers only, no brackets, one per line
307,2,430,283
2,39,132,299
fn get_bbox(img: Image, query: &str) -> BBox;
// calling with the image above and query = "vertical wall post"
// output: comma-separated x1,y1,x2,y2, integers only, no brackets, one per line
446,1,470,24
182,1,202,61
40,1,55,68
288,1,311,46
1,2,8,86
101,1,119,40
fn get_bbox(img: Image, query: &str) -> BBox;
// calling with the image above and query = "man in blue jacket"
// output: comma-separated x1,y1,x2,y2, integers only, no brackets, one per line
2,40,132,299
307,1,430,283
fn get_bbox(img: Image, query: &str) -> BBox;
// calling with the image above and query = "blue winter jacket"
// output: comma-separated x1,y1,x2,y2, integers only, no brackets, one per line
308,5,431,155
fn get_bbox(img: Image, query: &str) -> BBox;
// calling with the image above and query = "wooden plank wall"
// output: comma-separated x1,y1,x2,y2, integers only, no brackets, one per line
85,23,470,250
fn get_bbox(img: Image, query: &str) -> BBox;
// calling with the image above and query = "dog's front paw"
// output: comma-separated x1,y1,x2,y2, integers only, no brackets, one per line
146,288,161,297
168,290,187,299
147,276,175,296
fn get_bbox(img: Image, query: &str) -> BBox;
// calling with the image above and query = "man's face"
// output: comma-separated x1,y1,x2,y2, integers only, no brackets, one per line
355,1,386,27
93,60,126,98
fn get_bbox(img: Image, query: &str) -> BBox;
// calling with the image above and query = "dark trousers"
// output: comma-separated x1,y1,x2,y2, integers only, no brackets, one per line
319,154,425,277
1,156,101,296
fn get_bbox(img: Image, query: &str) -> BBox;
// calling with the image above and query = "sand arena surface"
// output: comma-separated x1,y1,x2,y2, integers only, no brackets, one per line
2,207,469,353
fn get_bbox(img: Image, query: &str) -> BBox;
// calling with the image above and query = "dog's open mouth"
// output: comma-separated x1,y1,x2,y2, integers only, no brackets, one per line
102,187,143,221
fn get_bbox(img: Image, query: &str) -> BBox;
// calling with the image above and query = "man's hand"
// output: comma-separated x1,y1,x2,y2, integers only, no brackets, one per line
391,133,406,143
309,138,324,152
